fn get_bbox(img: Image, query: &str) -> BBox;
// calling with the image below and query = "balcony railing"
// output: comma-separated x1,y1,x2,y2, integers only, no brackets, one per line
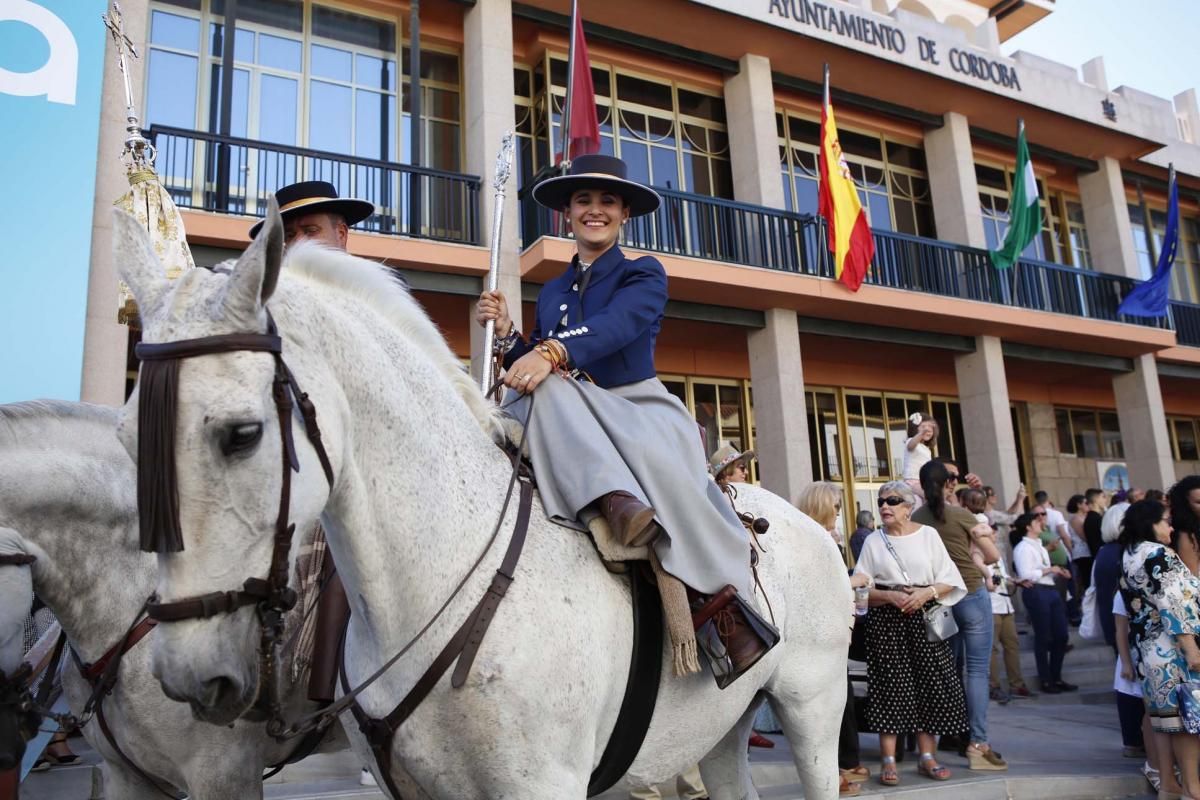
520,182,809,272
520,189,1171,333
1171,302,1200,347
147,126,481,245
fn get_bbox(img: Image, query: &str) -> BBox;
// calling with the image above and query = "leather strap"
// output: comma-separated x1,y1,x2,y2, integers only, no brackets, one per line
340,478,534,798
96,697,185,800
586,566,663,797
78,617,157,684
135,333,282,361
0,553,35,566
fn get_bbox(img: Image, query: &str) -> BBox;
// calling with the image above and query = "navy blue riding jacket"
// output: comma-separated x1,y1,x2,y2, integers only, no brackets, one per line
504,245,667,389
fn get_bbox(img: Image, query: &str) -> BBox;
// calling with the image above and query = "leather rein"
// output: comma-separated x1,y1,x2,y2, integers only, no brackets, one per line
134,318,335,726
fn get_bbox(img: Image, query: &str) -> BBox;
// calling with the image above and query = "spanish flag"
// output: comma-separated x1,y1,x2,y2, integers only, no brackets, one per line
818,68,874,292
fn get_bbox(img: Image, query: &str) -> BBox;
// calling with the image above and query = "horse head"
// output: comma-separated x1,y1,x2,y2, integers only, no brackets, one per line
115,203,340,724
0,527,37,770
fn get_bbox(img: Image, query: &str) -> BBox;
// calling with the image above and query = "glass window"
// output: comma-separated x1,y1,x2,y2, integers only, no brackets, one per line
1173,419,1199,461
779,110,934,237
1128,197,1200,302
1055,408,1074,454
976,164,1071,265
1070,409,1099,458
212,0,302,31
151,9,200,50
259,33,301,71
1098,412,1123,459
312,4,394,50
311,44,353,81
146,49,199,128
806,390,842,480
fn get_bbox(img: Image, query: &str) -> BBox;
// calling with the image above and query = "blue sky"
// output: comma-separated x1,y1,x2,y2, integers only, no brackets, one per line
1003,0,1200,103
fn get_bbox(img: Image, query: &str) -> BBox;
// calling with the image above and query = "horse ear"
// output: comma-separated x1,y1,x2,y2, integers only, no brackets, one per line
112,208,171,322
223,197,284,321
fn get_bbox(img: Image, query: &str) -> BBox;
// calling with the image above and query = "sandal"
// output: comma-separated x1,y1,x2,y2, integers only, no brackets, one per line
880,756,899,786
839,774,862,796
918,753,951,781
841,765,870,783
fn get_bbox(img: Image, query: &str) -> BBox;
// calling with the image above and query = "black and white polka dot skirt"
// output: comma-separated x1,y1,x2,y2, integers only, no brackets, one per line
863,602,969,736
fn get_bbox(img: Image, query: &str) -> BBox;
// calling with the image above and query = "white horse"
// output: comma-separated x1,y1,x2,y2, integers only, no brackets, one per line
115,205,851,800
0,400,344,798
0,526,36,771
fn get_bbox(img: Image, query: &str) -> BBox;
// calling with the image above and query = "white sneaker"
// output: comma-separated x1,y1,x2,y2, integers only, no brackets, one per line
360,768,378,786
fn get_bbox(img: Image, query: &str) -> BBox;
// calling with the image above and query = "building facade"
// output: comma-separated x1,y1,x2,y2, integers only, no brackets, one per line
78,0,1200,538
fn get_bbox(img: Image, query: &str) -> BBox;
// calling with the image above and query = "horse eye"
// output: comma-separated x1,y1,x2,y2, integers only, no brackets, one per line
220,422,263,456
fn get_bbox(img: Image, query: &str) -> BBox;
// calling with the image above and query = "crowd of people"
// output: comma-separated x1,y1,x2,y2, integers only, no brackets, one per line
695,408,1200,800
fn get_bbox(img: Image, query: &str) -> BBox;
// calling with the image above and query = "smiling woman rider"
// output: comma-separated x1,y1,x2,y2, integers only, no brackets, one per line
475,154,774,684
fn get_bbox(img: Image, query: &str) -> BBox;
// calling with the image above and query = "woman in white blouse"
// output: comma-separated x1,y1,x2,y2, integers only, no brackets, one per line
854,481,967,787
1012,512,1076,694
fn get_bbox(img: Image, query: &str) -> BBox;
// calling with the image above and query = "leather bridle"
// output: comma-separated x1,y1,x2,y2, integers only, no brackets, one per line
134,316,334,722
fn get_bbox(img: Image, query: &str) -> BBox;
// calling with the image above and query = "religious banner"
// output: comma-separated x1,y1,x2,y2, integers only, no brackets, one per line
0,0,109,402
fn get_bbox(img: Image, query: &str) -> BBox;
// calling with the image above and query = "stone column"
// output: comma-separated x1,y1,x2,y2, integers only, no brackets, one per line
747,309,811,500
1078,156,1141,279
464,0,521,379
923,111,986,248
80,0,150,406
1113,354,1175,490
954,336,1021,503
723,53,784,208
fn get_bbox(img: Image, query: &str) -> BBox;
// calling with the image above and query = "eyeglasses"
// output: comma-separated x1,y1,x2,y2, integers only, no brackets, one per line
877,496,906,507
1034,511,1047,517
946,474,960,483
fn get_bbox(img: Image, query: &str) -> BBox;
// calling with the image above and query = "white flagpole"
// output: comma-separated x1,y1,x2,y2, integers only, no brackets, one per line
480,133,516,395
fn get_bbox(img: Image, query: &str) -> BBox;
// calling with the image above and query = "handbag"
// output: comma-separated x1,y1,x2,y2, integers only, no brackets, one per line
1175,677,1200,735
878,532,959,643
1078,585,1100,641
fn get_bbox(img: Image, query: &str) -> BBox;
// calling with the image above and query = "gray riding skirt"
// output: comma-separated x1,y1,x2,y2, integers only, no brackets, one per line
502,375,752,598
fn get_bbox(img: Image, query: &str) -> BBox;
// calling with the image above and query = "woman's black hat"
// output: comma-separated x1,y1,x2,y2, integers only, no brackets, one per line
248,181,375,238
531,154,661,217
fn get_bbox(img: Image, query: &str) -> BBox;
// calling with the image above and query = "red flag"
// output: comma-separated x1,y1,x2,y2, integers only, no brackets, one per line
564,11,600,161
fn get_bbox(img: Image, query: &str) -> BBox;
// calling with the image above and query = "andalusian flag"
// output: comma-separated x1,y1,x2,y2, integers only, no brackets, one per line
818,67,874,291
990,121,1041,270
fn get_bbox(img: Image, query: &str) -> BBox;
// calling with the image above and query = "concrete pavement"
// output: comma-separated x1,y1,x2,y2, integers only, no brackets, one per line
18,628,1157,798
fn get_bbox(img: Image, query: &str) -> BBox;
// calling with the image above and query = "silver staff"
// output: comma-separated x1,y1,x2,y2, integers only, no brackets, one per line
480,132,516,395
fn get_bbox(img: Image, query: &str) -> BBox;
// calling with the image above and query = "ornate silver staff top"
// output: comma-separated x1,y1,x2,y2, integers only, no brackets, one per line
103,1,155,169
480,132,516,395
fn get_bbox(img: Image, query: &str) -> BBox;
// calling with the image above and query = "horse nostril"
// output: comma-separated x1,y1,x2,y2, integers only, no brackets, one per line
201,676,238,707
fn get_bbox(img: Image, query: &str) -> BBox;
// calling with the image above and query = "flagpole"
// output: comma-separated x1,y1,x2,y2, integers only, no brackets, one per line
1010,118,1024,306
561,0,580,171
822,62,830,107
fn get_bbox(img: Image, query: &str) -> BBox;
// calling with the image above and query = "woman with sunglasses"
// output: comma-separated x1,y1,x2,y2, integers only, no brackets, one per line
1012,512,1076,694
854,482,967,787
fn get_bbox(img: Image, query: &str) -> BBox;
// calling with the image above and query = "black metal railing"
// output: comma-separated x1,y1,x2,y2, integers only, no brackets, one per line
1171,302,1200,347
520,189,1174,333
147,125,481,245
519,182,809,272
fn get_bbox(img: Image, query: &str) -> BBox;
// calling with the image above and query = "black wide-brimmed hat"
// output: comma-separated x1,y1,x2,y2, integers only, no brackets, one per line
248,180,375,238
531,154,661,217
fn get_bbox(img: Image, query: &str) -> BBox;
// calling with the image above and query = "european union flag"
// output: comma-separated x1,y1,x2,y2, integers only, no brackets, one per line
1119,168,1179,318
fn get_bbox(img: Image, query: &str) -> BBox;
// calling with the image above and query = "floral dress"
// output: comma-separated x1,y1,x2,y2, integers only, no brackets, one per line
1120,541,1200,733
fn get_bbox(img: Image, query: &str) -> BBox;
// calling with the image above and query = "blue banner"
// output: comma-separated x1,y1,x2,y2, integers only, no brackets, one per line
1119,171,1180,319
0,0,109,402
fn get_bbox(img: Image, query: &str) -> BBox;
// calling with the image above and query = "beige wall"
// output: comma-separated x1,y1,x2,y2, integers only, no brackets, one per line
1026,402,1103,502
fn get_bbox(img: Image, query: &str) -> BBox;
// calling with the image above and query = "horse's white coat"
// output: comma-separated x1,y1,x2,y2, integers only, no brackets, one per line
0,400,344,799
116,205,852,800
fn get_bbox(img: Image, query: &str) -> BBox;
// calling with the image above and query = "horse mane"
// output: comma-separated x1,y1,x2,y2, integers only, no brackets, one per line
278,243,505,442
0,400,118,447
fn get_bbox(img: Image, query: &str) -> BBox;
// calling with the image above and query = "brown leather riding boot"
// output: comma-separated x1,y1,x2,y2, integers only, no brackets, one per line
599,491,659,547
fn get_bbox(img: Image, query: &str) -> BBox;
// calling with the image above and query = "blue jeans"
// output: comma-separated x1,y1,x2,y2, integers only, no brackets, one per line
952,586,994,744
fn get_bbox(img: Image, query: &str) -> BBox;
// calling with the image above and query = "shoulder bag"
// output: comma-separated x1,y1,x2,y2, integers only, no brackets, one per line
879,532,959,643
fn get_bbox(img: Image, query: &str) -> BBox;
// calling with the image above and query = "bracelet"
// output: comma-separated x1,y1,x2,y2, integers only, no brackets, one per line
492,329,520,354
930,586,940,601
534,338,568,370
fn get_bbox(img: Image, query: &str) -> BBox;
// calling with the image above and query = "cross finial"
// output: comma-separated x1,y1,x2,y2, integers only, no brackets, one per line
102,1,153,166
